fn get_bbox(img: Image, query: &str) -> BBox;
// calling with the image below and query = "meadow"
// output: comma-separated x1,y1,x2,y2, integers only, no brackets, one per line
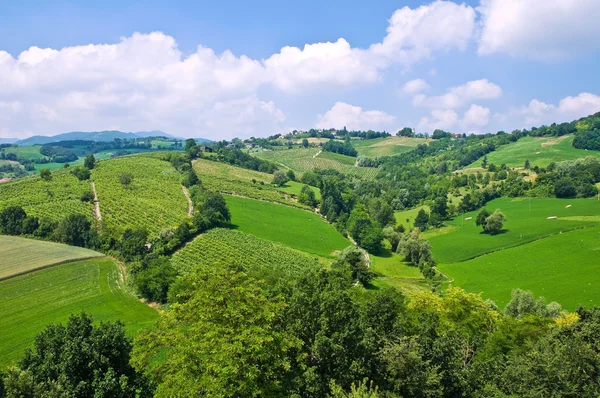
254,148,379,179
353,136,429,158
437,226,600,310
0,257,158,366
369,249,429,294
465,135,600,169
92,155,188,237
0,236,102,280
395,205,429,231
427,197,600,264
225,195,350,257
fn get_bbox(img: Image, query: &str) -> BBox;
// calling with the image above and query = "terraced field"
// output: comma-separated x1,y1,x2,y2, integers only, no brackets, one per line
254,148,379,179
0,257,158,366
92,155,188,237
353,136,429,158
0,235,102,280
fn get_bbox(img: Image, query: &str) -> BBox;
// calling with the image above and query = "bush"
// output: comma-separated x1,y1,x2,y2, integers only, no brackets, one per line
271,170,289,186
53,214,92,247
135,258,177,303
0,206,27,235
298,185,318,207
80,190,95,202
483,209,506,235
554,178,577,198
21,216,39,235
70,166,91,181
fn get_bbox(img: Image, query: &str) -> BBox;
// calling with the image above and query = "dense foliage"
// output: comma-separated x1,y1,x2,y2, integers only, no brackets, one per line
323,139,358,157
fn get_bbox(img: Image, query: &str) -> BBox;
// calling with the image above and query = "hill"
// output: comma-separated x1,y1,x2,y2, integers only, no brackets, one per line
14,130,204,146
353,136,430,158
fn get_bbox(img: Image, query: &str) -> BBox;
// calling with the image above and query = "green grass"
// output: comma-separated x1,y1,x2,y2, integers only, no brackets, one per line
0,235,102,280
438,226,600,310
93,155,188,238
254,148,379,179
395,206,429,231
2,145,46,161
0,257,158,367
353,136,430,158
370,249,429,294
428,197,600,264
225,195,350,257
319,151,357,166
466,135,600,169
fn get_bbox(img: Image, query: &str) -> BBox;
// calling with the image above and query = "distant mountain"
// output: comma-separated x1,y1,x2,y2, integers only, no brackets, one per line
0,138,17,144
13,130,210,146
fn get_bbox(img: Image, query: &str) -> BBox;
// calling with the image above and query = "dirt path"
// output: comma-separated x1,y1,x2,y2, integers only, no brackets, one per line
181,184,194,216
313,150,322,158
90,182,102,223
347,236,371,268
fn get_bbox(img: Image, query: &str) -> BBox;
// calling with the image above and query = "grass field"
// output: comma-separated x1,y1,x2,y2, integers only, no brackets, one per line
93,155,188,237
0,236,103,280
427,197,600,264
193,158,319,209
0,257,158,366
370,249,429,294
438,226,600,310
395,205,429,231
254,148,379,179
466,135,600,169
318,151,357,166
353,137,430,158
225,195,350,257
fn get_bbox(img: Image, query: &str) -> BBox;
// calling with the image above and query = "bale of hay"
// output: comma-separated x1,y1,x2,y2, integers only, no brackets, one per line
536,151,541,155
566,205,572,208
547,216,557,220
465,217,473,221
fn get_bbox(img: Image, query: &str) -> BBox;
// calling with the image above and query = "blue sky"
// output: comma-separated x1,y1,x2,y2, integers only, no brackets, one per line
0,0,599,139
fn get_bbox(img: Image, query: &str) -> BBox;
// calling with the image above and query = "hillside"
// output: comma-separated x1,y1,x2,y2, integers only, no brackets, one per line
15,130,176,146
353,136,430,158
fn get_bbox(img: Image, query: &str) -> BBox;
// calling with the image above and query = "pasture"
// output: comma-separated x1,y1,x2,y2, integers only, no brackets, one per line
437,226,600,310
0,236,102,280
465,135,600,169
395,205,429,231
353,136,429,158
370,249,429,294
428,197,600,264
225,195,350,257
92,155,188,237
0,257,158,366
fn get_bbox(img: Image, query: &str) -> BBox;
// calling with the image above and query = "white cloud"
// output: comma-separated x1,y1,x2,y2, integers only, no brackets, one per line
478,0,600,59
402,79,429,95
418,109,459,131
514,92,600,127
413,79,502,109
462,104,491,127
316,102,396,131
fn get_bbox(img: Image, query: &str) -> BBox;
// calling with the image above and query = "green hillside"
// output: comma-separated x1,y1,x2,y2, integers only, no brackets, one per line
353,136,429,158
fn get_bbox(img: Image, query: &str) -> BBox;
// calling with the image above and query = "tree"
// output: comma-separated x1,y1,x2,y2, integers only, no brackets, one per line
53,214,92,247
554,178,577,198
132,266,299,397
0,206,27,235
338,246,372,285
476,208,490,227
181,170,199,187
71,165,91,181
396,229,433,267
272,170,289,186
348,204,384,253
4,313,152,397
524,159,531,169
184,138,197,151
302,138,309,148
397,127,414,137
483,209,506,235
286,169,296,181
135,258,177,303
383,226,402,252
121,228,148,261
84,153,96,170
430,196,448,220
482,155,488,169
21,216,39,235
197,190,231,226
414,209,430,231
120,172,134,188
298,185,318,207
39,168,52,181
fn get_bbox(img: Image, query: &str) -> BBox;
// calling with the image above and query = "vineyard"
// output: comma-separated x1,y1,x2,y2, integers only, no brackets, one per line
254,148,379,179
0,170,94,221
192,158,316,208
92,155,188,237
171,228,322,283
353,136,429,158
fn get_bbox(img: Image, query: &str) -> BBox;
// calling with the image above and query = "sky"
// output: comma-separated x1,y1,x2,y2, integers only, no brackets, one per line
1,0,599,140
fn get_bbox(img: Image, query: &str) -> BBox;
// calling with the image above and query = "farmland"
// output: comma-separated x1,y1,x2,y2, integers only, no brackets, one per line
0,235,102,280
0,170,94,222
353,136,430,158
370,249,429,293
465,135,600,169
225,195,350,257
395,205,429,231
192,158,319,209
171,228,322,283
437,226,600,310
92,155,188,237
0,257,158,366
254,148,379,179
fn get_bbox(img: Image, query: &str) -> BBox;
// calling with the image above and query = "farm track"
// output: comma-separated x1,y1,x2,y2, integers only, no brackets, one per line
313,150,322,158
181,184,194,216
0,256,106,282
91,181,102,223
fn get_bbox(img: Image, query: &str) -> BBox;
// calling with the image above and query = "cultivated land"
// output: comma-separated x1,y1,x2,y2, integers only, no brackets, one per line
353,136,430,158
370,249,429,293
92,155,188,237
192,158,319,209
171,228,323,283
225,195,350,257
254,147,379,179
466,135,600,169
395,205,429,231
438,226,600,310
0,257,158,366
0,170,94,222
427,197,600,264
0,235,102,280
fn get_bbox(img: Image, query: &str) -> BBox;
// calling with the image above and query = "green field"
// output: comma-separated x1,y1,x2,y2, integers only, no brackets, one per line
438,226,600,310
254,148,379,179
395,205,429,231
466,135,600,169
193,158,319,209
171,228,322,283
353,136,429,158
370,249,429,293
318,151,357,166
1,145,46,161
0,235,102,280
225,195,350,257
0,170,94,222
93,155,188,237
428,197,600,264
0,257,158,366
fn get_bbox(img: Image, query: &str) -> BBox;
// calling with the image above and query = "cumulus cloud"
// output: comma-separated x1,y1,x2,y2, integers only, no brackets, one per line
402,79,430,95
316,102,396,131
418,109,460,131
418,104,492,133
478,0,600,59
462,104,491,128
513,93,600,127
413,79,502,109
